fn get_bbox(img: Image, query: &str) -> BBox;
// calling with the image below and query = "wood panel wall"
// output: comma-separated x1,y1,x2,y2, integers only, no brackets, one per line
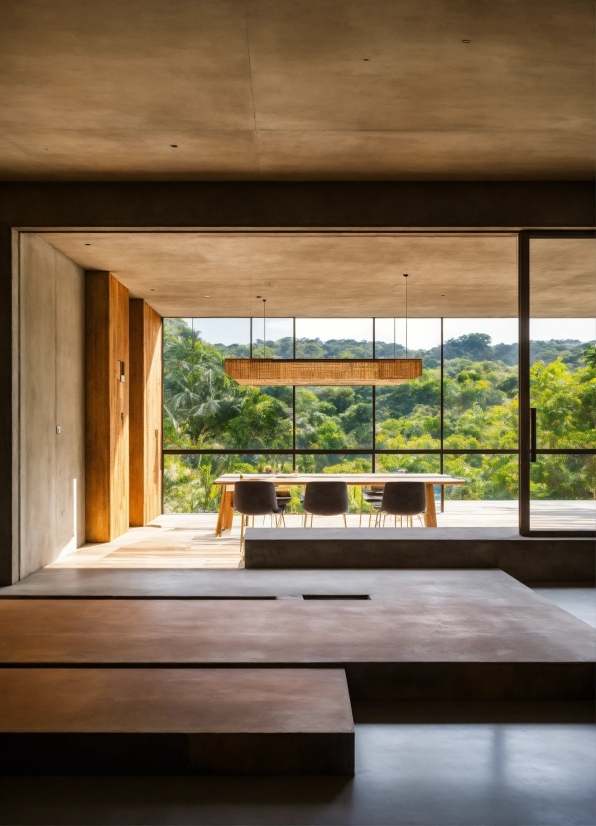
129,300,163,526
85,272,129,543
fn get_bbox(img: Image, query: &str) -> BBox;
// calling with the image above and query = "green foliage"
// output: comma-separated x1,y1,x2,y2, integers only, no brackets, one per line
163,319,595,512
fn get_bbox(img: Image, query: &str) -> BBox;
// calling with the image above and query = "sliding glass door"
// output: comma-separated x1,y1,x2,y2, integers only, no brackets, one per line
519,231,596,536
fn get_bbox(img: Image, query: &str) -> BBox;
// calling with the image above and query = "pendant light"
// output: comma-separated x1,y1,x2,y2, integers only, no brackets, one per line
224,285,422,386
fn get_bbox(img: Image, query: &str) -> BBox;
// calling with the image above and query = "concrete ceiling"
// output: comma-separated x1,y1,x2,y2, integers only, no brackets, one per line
2,1,594,181
28,230,582,321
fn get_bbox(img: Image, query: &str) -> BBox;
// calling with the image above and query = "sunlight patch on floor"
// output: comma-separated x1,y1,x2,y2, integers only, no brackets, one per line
47,501,593,569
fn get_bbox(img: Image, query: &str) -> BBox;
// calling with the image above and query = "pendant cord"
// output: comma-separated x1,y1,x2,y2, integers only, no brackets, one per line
404,273,408,358
263,299,266,358
393,317,396,359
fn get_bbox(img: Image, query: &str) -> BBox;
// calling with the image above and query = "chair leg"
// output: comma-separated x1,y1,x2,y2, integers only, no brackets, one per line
239,515,245,552
310,514,314,528
342,513,347,527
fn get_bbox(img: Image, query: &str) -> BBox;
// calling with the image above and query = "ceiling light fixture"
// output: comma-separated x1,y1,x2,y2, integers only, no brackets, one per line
462,39,471,43
225,284,422,387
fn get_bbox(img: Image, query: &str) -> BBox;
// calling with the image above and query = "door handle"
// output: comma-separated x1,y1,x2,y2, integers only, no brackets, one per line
530,407,537,463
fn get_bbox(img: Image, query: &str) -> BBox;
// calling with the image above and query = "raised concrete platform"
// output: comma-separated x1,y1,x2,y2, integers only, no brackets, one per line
0,668,354,775
0,570,593,700
244,527,596,582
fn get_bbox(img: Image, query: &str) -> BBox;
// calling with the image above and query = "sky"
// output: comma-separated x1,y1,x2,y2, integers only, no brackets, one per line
179,317,596,348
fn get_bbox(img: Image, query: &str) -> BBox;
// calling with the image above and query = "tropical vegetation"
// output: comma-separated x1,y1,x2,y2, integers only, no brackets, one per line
163,318,595,513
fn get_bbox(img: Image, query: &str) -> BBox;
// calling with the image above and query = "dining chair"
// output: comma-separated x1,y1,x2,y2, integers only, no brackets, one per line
359,484,384,527
275,488,292,527
302,481,349,527
377,481,426,527
233,481,284,552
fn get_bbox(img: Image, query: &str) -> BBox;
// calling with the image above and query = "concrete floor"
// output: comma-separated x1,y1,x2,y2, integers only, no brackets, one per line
531,586,596,628
0,711,593,825
2,564,594,822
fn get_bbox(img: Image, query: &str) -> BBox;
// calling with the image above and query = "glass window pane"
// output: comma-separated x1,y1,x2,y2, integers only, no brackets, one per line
376,453,440,474
295,386,372,449
375,318,441,360
529,318,596,450
295,318,373,358
443,319,518,450
375,319,441,450
295,453,372,479
163,453,237,513
193,317,251,357
530,238,595,454
530,455,595,533
164,317,293,450
164,453,296,514
251,317,294,358
443,454,519,500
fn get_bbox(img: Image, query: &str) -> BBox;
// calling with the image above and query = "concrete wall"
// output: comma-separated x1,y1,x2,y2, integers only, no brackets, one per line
19,234,85,578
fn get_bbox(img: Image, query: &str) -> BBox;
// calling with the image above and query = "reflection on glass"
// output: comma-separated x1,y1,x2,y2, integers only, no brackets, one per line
443,319,518,450
529,454,596,531
295,318,373,358
251,317,294,359
295,387,372,449
443,454,519,500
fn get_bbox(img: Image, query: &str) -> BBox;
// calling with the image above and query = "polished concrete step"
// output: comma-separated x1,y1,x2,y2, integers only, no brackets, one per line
0,667,354,775
0,571,593,701
243,527,595,582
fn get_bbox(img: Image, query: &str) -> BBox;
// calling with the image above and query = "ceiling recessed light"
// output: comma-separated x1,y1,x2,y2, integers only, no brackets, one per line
462,39,471,43
256,295,261,298
85,243,91,246
363,58,369,61
204,295,210,298
170,144,178,148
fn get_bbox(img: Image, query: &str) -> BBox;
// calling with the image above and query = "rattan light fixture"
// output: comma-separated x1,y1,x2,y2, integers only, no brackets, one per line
224,280,423,386
225,357,422,386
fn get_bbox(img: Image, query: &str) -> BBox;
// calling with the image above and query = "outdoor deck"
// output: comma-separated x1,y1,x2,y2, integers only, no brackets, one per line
48,501,594,569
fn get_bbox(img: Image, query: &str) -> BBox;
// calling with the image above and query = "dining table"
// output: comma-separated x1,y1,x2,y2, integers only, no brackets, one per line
212,472,465,535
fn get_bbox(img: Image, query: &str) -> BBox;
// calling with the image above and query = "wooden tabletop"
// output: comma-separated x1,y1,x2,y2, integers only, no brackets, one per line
214,473,465,486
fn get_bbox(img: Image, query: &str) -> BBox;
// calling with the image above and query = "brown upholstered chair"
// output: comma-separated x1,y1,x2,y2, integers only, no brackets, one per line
377,481,426,527
302,481,349,527
234,481,283,551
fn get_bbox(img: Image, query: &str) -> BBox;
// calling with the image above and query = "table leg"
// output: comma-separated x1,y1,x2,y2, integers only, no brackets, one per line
424,484,437,527
215,487,234,536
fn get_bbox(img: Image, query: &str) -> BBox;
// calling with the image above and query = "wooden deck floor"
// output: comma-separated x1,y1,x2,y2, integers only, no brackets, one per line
47,501,593,570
